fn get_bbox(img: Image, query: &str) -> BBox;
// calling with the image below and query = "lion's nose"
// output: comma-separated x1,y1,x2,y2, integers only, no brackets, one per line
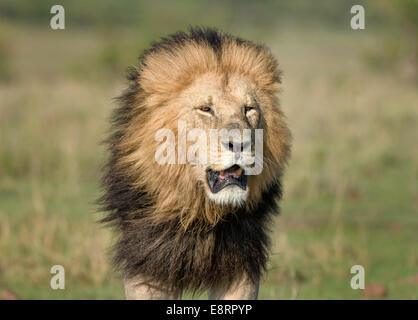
221,140,251,153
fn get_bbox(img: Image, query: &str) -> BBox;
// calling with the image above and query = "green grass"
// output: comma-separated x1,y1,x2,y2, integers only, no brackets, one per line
0,15,417,300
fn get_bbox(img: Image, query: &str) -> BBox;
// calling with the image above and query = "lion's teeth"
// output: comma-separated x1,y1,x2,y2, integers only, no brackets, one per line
220,170,225,179
233,167,243,178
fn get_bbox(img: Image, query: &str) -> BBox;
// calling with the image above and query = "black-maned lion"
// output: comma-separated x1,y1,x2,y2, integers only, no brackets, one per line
100,27,291,299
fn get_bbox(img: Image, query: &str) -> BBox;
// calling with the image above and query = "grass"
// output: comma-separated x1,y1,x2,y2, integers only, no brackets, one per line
0,20,417,299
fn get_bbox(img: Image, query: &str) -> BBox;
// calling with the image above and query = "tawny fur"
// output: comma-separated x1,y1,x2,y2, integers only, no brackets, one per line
100,27,291,294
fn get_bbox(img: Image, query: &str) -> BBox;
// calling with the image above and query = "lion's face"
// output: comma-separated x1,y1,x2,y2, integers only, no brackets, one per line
113,29,291,228
177,72,263,206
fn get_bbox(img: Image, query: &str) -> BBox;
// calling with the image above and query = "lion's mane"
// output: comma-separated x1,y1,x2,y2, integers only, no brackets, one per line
100,27,291,293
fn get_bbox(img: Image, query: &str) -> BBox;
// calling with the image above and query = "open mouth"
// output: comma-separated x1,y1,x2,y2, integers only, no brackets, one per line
206,164,247,193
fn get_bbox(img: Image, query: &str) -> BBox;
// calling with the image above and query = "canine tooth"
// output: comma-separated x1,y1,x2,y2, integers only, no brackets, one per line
234,167,243,177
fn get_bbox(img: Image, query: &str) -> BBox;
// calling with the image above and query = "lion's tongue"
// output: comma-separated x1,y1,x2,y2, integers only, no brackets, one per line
220,166,243,179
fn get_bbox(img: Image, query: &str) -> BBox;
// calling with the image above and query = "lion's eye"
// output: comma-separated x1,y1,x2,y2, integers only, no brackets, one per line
244,105,255,113
200,105,212,113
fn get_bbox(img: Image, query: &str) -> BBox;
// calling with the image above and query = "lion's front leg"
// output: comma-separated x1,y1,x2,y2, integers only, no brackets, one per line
124,276,182,300
207,274,259,300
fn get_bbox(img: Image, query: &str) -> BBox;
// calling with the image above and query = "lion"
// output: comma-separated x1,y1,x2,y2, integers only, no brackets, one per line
100,27,291,299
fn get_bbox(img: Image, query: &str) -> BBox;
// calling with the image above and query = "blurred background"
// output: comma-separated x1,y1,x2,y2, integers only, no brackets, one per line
0,0,417,299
